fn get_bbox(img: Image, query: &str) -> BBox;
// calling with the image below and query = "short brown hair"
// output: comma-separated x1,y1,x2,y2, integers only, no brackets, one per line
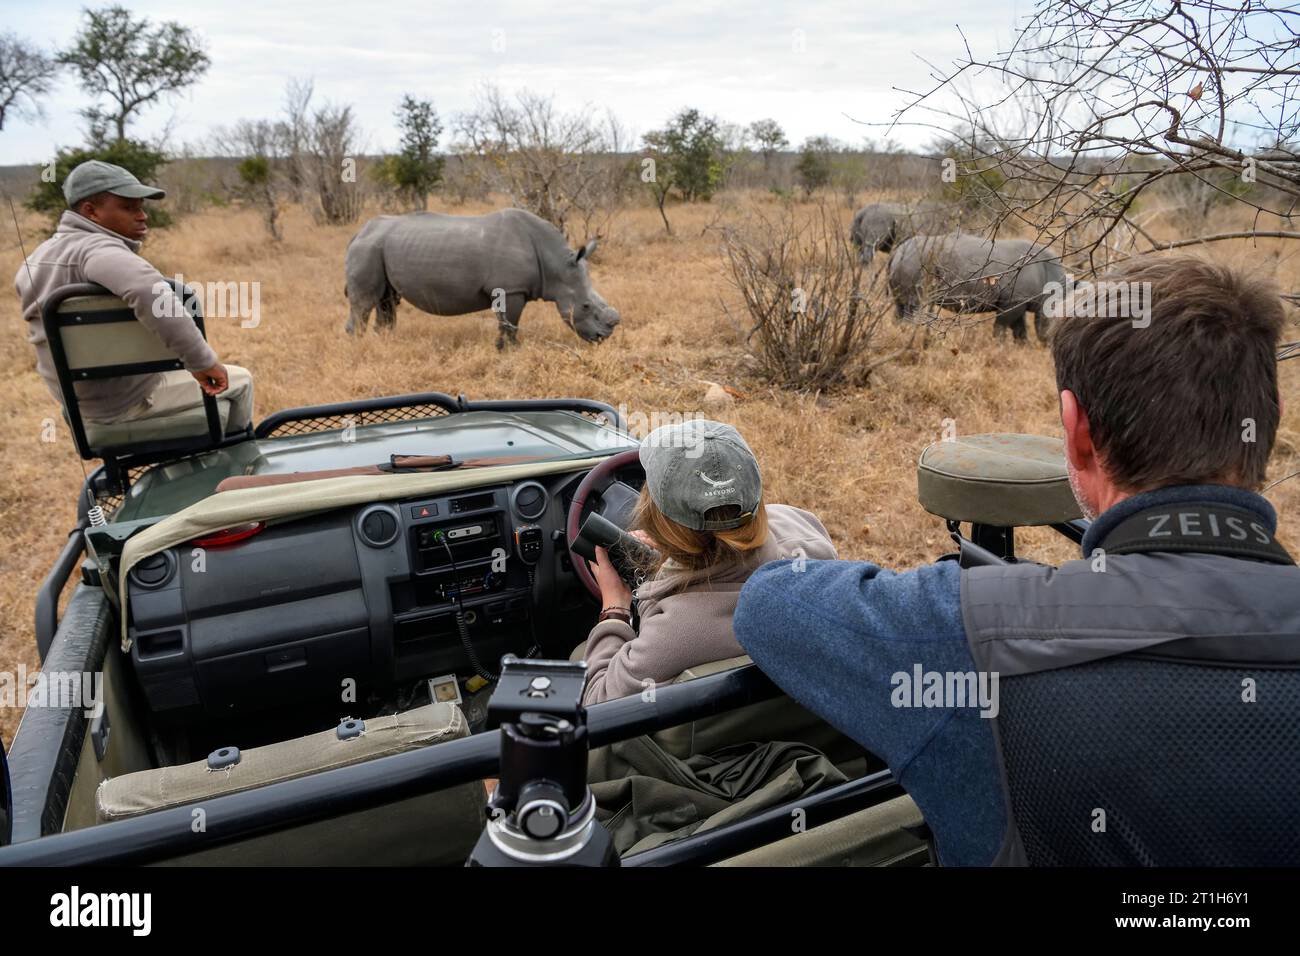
632,483,769,583
1051,255,1285,491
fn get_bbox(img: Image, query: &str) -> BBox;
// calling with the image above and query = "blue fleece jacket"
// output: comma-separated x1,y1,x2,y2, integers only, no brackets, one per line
732,483,1279,866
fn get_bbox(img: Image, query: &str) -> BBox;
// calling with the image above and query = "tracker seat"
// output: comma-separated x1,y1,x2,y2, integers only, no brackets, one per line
42,282,236,491
917,433,1082,527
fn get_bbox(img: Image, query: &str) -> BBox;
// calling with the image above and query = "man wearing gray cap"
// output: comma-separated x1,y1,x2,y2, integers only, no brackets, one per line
15,160,254,433
580,418,836,705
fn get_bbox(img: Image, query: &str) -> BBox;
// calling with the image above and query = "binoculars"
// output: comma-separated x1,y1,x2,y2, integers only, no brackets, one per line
569,512,661,583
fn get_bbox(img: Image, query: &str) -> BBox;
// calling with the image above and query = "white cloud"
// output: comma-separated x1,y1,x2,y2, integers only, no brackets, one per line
0,0,1027,163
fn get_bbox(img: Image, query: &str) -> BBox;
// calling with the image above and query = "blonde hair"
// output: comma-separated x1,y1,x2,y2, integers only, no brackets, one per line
632,483,769,580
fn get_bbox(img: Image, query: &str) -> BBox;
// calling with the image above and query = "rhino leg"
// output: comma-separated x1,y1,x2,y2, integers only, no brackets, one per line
993,305,1029,342
495,293,526,350
1030,307,1052,344
375,288,401,332
343,236,388,336
345,297,372,336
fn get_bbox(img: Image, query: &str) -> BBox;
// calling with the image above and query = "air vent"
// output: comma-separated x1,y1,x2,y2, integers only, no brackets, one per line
356,504,401,548
511,481,548,521
130,551,175,589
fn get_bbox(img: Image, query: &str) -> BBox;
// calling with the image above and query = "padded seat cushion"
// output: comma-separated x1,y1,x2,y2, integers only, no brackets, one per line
917,433,1082,527
83,396,231,449
96,702,466,822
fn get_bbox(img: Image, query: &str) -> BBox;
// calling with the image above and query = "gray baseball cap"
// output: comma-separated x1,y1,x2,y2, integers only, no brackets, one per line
639,420,763,531
63,160,166,207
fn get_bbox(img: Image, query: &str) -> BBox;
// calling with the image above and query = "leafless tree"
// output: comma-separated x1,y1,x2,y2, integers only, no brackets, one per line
454,84,626,241
278,77,314,203
299,100,366,225
721,200,894,390
0,33,59,132
883,0,1300,301
212,119,288,239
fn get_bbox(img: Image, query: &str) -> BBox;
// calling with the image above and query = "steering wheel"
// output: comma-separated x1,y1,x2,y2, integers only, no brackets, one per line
566,449,644,600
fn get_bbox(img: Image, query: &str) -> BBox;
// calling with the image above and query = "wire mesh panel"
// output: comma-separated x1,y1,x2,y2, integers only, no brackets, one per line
258,403,453,438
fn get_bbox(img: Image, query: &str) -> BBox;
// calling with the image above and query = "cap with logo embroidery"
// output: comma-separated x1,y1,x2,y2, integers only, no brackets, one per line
639,420,763,531
63,160,166,208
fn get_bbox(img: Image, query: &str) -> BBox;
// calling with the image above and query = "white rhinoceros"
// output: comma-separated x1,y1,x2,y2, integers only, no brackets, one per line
344,208,620,348
887,233,1067,342
850,201,947,262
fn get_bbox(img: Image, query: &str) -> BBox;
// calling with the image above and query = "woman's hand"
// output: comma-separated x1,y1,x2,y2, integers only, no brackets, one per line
590,545,633,611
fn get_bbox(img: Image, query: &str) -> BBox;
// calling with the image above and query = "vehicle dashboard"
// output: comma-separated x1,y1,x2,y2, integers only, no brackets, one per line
124,465,643,733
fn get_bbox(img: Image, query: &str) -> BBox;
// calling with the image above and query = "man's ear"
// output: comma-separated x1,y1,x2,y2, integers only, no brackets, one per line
1060,388,1093,471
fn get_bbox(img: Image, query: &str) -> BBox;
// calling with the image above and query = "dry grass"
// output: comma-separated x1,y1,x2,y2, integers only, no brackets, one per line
3,191,1299,746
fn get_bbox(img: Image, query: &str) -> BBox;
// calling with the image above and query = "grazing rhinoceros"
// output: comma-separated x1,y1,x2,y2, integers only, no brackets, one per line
344,208,621,348
887,233,1067,342
850,201,946,261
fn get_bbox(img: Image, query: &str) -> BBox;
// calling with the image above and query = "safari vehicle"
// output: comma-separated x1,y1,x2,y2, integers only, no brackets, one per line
0,283,1087,867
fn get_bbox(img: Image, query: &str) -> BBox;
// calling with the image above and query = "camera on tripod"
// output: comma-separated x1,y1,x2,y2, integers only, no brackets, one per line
467,655,619,866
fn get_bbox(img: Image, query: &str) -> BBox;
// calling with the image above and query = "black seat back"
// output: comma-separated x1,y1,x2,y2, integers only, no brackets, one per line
41,281,224,481
998,655,1300,865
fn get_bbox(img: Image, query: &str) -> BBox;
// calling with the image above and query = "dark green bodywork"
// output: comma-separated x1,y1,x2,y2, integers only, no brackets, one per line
113,409,633,522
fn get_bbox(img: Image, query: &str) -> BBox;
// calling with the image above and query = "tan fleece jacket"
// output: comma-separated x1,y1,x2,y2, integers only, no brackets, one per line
15,210,218,421
582,503,837,705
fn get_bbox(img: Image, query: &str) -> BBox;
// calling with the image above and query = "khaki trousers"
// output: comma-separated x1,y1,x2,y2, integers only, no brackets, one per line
115,365,255,433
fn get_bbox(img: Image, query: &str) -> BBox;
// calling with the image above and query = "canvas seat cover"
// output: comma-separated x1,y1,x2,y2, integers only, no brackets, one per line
95,702,484,866
97,702,468,818
917,433,1081,526
82,398,232,448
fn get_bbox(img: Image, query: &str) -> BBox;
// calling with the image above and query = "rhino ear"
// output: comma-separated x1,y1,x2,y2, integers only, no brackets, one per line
572,238,598,264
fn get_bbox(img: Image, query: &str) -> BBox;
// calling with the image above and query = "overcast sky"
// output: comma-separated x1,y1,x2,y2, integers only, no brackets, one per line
1,0,1029,164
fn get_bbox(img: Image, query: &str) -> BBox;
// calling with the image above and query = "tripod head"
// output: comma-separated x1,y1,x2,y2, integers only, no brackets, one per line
468,656,619,866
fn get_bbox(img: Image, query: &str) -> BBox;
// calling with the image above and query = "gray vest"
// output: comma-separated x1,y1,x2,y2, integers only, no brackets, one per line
961,502,1300,865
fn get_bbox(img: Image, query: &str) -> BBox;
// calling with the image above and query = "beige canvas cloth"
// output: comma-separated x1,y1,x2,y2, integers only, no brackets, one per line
83,365,255,448
115,365,255,431
96,701,467,821
117,455,607,649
